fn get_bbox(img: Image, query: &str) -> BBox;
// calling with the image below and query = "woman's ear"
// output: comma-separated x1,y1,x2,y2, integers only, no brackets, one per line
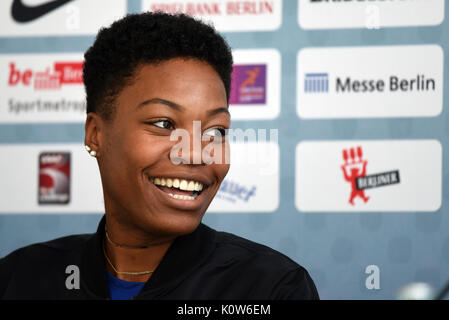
84,113,104,158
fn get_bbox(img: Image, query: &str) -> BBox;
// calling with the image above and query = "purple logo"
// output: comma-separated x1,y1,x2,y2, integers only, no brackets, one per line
229,64,267,105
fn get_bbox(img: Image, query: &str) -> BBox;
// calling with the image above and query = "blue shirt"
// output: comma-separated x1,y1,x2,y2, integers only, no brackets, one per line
106,271,146,300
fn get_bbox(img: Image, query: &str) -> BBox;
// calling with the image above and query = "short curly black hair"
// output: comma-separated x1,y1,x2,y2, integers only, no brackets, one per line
83,12,233,120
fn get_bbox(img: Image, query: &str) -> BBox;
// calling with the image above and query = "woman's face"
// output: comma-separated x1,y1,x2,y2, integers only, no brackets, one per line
91,58,230,238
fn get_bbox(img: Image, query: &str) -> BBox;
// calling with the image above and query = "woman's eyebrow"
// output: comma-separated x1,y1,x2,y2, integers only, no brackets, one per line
136,98,230,117
135,98,185,111
207,107,230,117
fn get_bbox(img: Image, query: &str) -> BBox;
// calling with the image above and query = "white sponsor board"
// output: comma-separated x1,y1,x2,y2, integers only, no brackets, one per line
0,50,280,123
297,45,444,119
143,0,282,32
295,140,442,212
298,0,444,30
0,144,103,213
0,142,278,213
0,0,126,36
230,49,281,120
0,53,86,123
209,142,279,212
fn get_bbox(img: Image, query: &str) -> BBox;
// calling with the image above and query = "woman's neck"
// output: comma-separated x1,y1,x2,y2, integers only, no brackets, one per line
103,220,176,282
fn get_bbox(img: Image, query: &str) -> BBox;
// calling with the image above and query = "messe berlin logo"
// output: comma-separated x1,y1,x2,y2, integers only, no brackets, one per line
340,146,400,206
304,73,328,93
229,64,267,104
304,72,436,94
8,61,83,90
297,45,443,119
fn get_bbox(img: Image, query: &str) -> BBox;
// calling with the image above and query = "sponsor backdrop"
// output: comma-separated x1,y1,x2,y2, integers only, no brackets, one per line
0,0,448,299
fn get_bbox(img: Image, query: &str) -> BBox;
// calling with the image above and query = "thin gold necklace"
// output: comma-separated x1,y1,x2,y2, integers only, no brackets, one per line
103,241,155,276
105,226,150,249
103,226,155,275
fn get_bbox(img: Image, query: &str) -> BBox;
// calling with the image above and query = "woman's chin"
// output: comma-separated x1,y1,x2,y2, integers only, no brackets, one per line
138,211,205,238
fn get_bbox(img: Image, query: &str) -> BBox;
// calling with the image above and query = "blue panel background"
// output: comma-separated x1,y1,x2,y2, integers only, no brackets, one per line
1,0,448,299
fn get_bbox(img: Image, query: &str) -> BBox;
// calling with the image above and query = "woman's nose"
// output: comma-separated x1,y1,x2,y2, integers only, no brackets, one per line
168,122,205,165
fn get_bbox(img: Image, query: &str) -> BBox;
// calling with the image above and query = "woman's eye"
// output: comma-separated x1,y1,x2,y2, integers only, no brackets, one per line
204,128,227,138
152,120,174,130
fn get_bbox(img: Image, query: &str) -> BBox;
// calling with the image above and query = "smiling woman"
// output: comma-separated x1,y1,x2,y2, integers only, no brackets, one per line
0,12,318,300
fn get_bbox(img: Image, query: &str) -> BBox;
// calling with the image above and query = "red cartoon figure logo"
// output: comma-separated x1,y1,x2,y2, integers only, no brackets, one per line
341,146,370,205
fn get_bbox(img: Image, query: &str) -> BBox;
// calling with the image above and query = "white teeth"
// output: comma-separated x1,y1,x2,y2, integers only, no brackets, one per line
196,182,204,192
166,178,173,187
187,181,195,191
167,193,196,200
179,179,188,190
151,177,205,192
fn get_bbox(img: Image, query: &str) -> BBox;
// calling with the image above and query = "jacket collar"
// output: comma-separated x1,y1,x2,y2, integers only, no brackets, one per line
80,215,217,299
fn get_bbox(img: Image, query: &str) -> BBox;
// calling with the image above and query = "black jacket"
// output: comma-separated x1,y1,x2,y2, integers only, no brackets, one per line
0,215,319,300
